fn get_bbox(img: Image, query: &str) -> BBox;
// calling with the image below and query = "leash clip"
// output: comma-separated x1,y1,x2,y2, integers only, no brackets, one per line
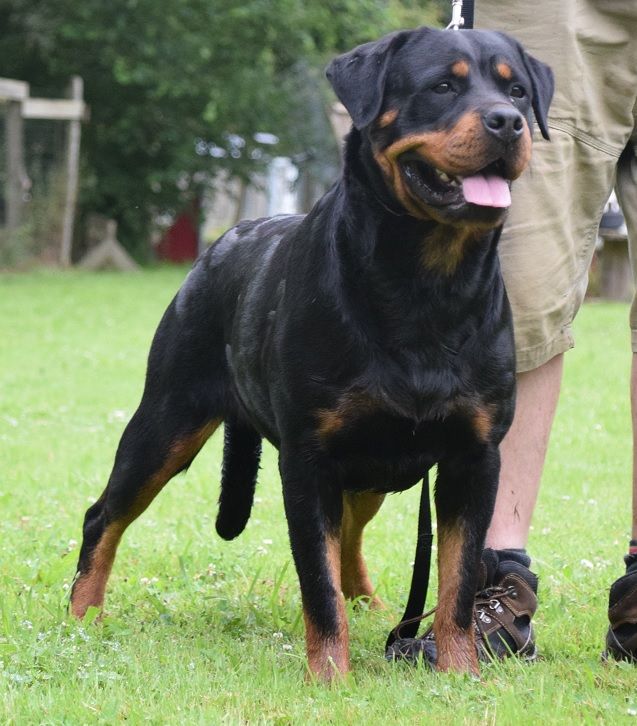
446,0,464,30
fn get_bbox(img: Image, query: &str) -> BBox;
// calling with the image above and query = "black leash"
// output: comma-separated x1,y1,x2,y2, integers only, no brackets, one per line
384,0,475,656
463,0,475,29
385,471,434,651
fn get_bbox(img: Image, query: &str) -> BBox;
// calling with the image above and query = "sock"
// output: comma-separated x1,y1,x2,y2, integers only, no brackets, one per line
497,547,531,569
480,547,531,589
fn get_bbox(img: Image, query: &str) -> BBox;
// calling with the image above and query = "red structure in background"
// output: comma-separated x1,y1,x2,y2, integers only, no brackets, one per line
155,198,200,262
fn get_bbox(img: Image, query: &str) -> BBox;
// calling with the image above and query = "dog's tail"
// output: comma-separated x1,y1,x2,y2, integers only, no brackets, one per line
215,420,262,540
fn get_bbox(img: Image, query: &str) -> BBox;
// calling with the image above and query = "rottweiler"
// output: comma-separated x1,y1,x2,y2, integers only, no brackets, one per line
70,26,553,681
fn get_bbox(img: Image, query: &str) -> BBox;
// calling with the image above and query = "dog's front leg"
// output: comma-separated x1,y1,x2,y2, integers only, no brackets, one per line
433,446,500,676
279,450,348,681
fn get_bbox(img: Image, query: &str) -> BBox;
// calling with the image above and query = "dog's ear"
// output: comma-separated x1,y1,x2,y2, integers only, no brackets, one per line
520,51,554,141
325,30,411,130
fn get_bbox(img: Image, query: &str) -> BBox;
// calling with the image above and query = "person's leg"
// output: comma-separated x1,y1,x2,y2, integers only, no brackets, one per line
458,132,617,659
603,352,637,662
485,354,563,549
455,354,562,661
632,356,637,540
605,139,637,661
474,0,637,660
616,140,637,549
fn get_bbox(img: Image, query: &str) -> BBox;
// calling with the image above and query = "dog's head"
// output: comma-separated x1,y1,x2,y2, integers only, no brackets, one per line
326,27,554,227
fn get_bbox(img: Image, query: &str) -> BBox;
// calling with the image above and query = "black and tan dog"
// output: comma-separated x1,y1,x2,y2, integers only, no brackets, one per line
70,27,553,680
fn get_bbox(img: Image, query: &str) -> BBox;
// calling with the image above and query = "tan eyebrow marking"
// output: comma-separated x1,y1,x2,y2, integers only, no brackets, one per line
496,62,513,80
451,60,470,78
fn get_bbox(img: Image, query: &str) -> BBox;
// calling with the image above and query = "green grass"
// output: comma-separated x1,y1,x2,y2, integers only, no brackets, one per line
1,268,636,724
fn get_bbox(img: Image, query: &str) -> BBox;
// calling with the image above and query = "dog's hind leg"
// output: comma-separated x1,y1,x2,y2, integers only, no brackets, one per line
216,418,262,540
70,294,230,619
70,400,221,619
340,491,385,608
433,446,500,675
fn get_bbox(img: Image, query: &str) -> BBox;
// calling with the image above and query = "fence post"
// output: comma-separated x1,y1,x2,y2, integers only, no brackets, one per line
5,100,25,231
60,76,83,266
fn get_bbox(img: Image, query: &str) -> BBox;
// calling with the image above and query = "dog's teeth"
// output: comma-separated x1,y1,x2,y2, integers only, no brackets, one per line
436,170,451,182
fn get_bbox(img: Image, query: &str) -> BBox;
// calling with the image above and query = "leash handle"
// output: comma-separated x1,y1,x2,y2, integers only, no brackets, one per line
446,0,464,30
385,472,434,650
446,0,475,31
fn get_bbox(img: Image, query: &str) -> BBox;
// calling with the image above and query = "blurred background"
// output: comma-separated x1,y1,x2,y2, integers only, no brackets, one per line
0,0,630,301
0,0,447,268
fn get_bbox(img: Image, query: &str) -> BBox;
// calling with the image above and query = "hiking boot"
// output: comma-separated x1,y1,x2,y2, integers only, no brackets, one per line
471,548,538,660
386,548,538,664
604,555,637,662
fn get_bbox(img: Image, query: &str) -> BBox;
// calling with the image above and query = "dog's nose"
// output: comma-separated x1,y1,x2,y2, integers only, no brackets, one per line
482,107,525,144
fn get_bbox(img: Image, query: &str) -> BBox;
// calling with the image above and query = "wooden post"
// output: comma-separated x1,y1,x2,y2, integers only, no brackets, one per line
233,180,248,225
600,231,633,301
1,79,29,234
328,102,351,151
5,100,26,231
60,76,83,267
77,218,139,271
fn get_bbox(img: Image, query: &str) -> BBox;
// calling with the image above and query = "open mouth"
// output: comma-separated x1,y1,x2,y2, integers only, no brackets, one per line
399,156,512,209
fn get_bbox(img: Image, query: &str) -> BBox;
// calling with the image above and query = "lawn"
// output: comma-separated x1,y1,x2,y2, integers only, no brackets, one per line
1,267,636,724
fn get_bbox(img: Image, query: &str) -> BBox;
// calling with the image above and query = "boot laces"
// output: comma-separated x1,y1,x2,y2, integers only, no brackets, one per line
474,585,517,624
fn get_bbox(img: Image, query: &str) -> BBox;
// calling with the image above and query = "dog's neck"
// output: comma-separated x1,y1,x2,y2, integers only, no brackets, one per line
342,128,409,222
312,130,505,351
336,128,502,287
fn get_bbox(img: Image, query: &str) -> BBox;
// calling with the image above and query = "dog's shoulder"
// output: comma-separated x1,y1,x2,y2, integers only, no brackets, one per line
206,214,305,269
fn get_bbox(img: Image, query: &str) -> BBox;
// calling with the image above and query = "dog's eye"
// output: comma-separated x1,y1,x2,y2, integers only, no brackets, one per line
433,81,453,94
510,84,526,99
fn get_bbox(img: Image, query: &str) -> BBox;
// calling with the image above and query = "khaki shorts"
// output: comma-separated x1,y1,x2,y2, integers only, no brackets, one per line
476,1,637,372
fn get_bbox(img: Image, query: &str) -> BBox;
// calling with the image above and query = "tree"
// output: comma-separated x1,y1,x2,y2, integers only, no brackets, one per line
0,0,446,258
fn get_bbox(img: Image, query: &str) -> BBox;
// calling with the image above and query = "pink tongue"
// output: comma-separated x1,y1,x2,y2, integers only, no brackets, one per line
462,174,511,208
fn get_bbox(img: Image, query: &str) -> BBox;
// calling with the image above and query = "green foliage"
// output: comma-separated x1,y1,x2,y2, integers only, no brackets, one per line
0,1,445,257
388,0,448,27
